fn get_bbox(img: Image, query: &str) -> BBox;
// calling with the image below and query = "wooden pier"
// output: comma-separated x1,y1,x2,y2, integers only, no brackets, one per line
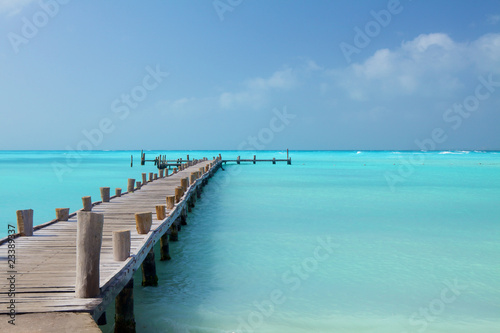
0,157,222,332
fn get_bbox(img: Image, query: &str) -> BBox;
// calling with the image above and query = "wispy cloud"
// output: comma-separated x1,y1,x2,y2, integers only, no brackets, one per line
0,0,36,16
487,14,500,25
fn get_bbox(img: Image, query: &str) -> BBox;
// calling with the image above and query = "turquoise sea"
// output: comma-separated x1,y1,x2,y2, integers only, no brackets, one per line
1,150,499,332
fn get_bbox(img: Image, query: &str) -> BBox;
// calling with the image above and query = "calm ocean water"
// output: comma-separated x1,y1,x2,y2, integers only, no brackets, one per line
1,151,499,332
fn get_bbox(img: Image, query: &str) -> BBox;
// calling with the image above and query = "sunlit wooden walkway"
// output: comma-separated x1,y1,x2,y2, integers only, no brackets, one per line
0,158,221,331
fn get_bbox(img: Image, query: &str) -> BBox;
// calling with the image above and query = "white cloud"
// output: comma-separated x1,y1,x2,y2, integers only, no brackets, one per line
487,14,500,25
335,32,500,100
218,67,298,110
0,0,36,15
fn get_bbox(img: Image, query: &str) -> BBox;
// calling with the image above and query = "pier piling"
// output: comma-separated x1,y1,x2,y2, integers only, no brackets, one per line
115,278,136,333
82,196,92,211
113,230,131,261
160,233,171,261
75,211,104,298
100,187,110,203
16,209,33,236
55,208,70,221
141,248,158,287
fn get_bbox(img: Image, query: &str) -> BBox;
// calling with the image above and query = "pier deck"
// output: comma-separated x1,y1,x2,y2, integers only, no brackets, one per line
0,159,220,330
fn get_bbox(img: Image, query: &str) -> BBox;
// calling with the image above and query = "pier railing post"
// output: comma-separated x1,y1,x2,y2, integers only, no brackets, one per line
100,187,110,202
156,205,166,221
142,173,147,185
175,187,183,203
55,208,70,221
141,248,158,286
136,181,141,190
116,188,122,197
127,178,135,193
16,209,33,236
166,195,175,209
159,169,164,178
113,230,131,261
82,196,92,211
149,172,153,182
135,212,152,234
75,211,104,298
115,278,136,333
160,233,171,261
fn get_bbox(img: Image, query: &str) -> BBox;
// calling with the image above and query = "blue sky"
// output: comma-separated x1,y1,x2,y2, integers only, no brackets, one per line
0,0,499,150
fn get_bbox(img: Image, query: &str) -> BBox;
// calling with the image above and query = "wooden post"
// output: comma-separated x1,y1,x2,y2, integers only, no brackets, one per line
127,179,135,193
116,188,122,197
180,207,187,225
237,156,240,164
175,186,183,203
165,168,169,177
187,197,192,213
16,209,33,236
287,149,289,159
82,196,92,211
115,278,135,333
173,167,177,173
55,208,69,221
100,187,110,203
273,157,276,165
149,172,153,182
130,155,133,167
190,173,196,184
197,187,201,199
160,233,171,261
135,212,152,234
136,181,141,190
75,211,103,298
159,169,164,178
154,173,158,180
156,205,166,220
141,248,158,286
113,230,131,261
219,153,222,160
169,224,178,241
253,155,256,164
181,177,189,193
166,195,175,209
141,173,147,185
288,157,292,165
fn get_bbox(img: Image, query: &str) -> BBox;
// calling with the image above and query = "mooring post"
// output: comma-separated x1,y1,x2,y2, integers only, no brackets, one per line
100,187,110,203
75,211,103,298
181,177,189,193
116,188,122,197
159,169,164,178
165,168,169,177
160,233,171,261
149,172,153,182
156,205,166,220
82,196,92,211
166,195,175,209
135,212,152,234
173,167,177,173
16,209,33,236
154,173,158,180
141,248,158,286
55,208,70,221
127,179,135,193
175,187,183,203
113,230,131,261
141,173,147,185
115,278,136,333
273,157,276,165
136,181,141,190
237,156,240,164
253,155,256,164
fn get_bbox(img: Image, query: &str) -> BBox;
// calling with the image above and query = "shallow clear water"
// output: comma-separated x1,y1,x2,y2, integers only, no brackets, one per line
1,151,499,332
